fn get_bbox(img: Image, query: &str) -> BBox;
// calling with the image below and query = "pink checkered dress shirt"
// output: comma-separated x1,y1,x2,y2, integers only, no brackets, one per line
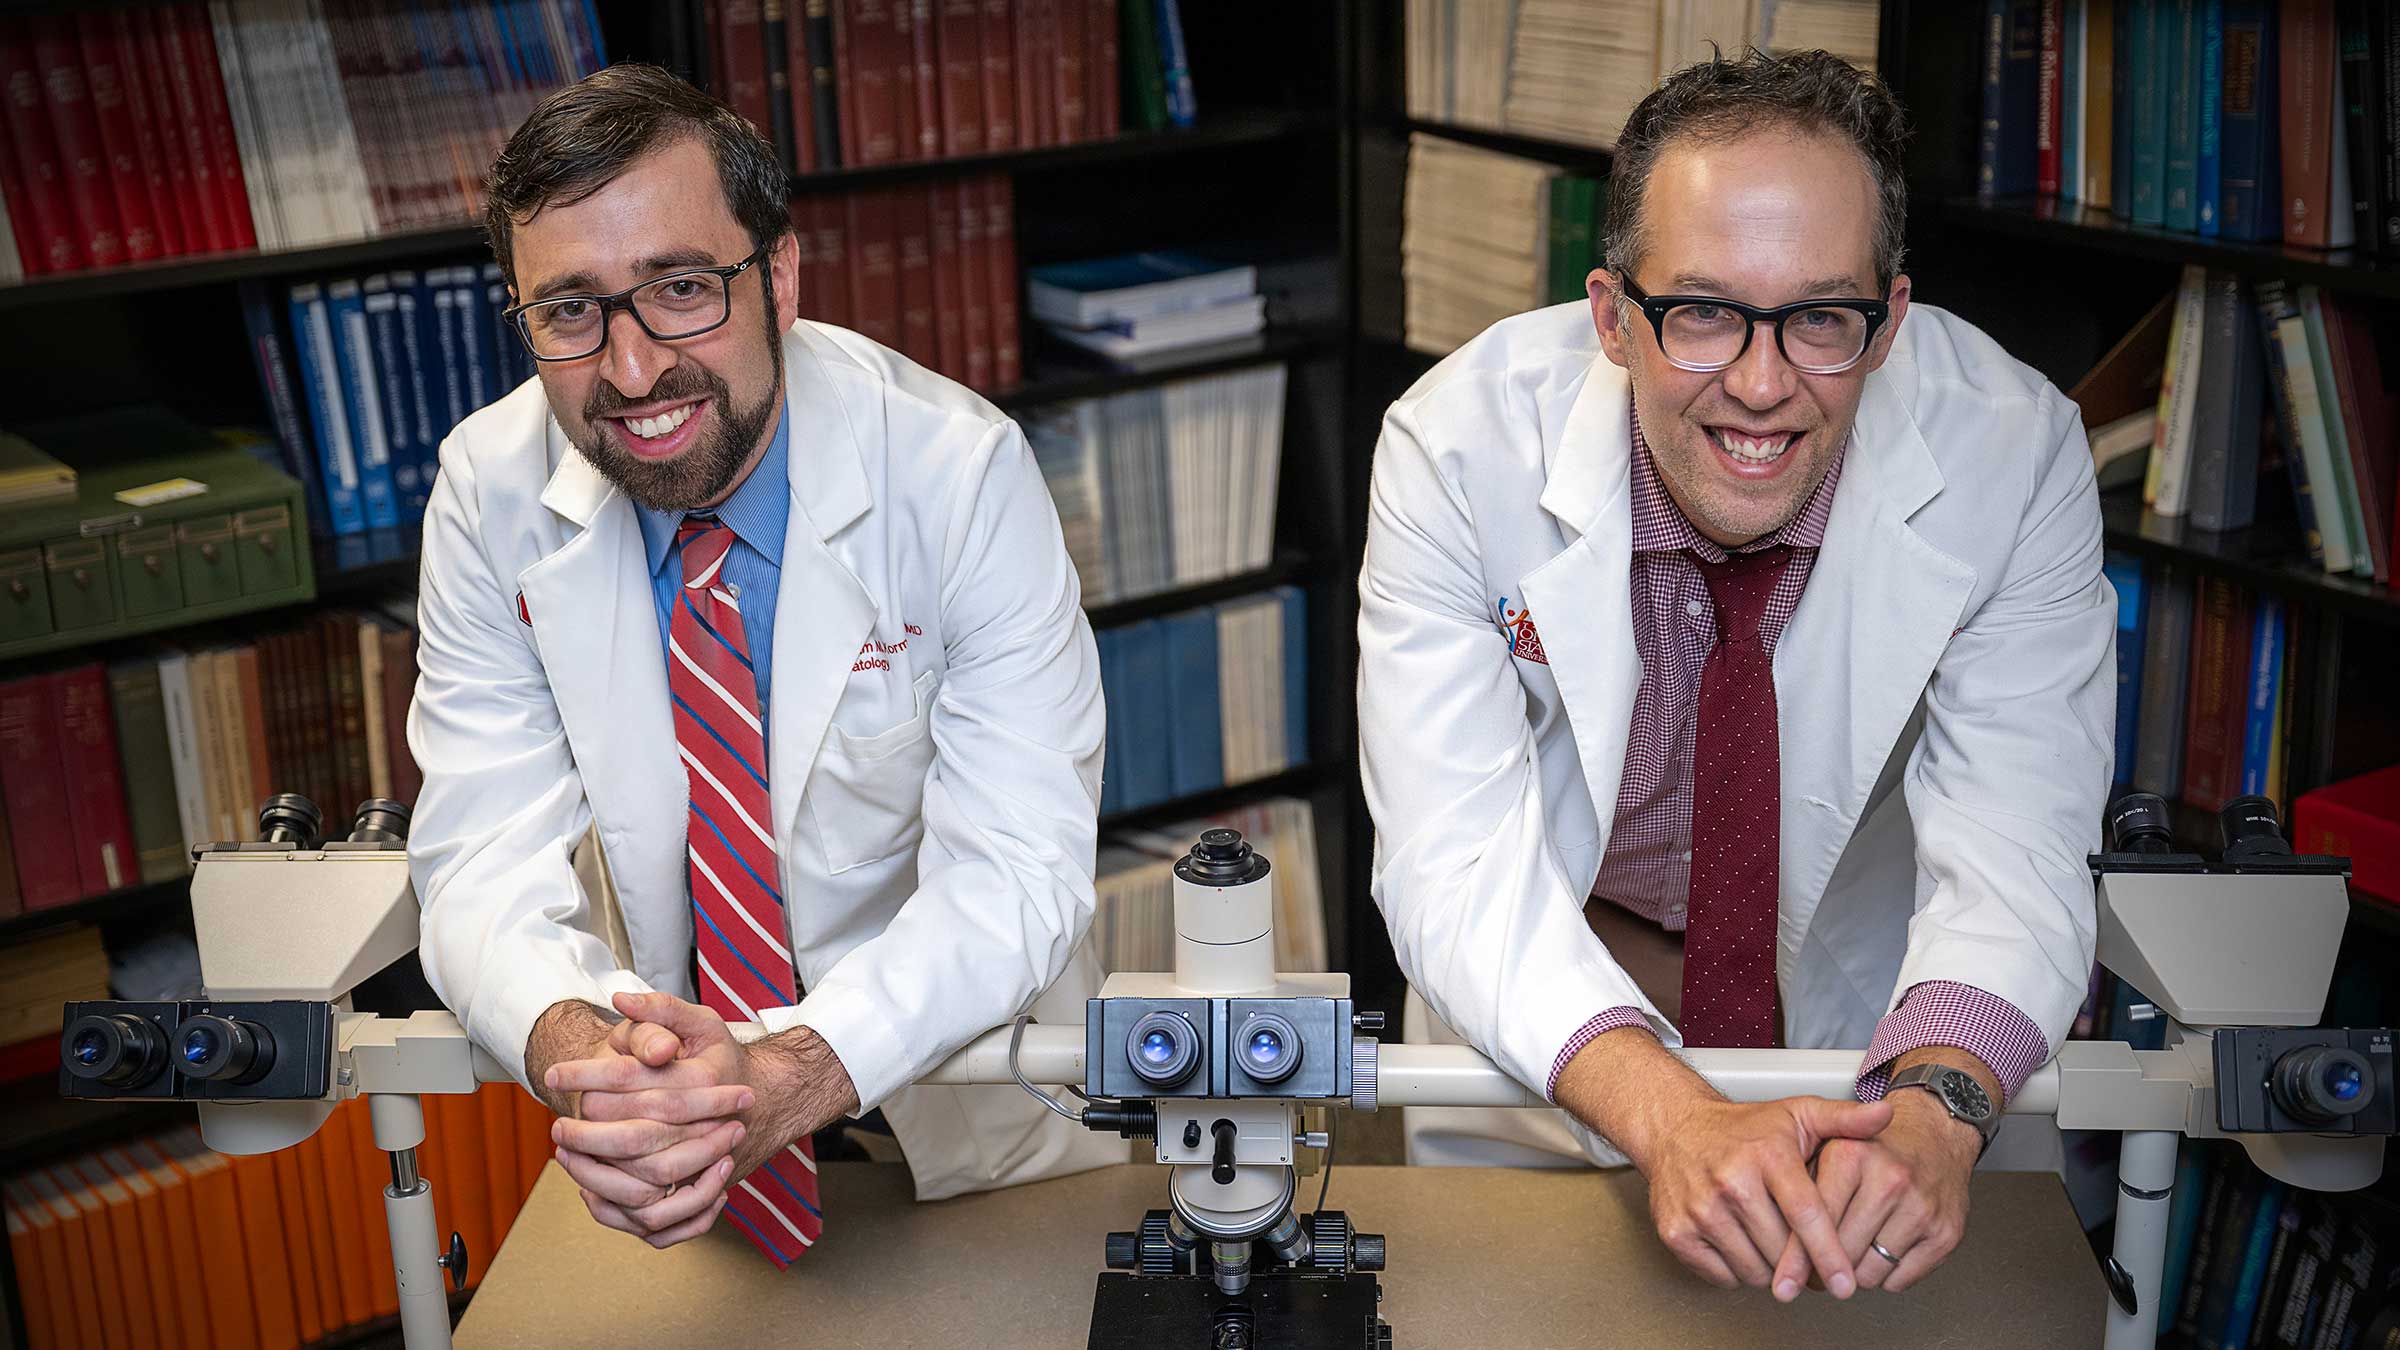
1546,415,2048,1107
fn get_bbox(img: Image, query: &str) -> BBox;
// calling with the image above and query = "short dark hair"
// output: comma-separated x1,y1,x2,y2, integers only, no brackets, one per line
1603,47,1910,293
482,63,789,291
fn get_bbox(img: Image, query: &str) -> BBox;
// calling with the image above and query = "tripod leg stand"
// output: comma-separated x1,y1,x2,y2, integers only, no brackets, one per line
370,1092,457,1350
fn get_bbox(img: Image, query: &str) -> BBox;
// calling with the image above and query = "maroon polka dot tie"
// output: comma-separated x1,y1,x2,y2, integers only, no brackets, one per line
1679,545,1794,1049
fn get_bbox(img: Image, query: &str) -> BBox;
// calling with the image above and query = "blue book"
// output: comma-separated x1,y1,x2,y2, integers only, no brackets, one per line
2112,0,2135,215
2164,0,2201,231
2239,598,2284,795
430,268,470,433
2195,0,2223,234
2216,1,2279,241
1160,610,1223,798
2219,1180,2287,1349
2104,551,2147,787
391,270,445,500
362,275,425,521
1098,627,1126,817
1153,0,1196,129
2131,0,2168,224
237,280,333,538
286,282,368,535
1276,585,1308,768
2062,0,2084,199
447,266,493,411
1116,620,1174,810
483,261,531,392
325,279,403,529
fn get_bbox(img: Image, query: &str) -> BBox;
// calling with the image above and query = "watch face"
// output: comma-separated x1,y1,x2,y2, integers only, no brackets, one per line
1940,1071,1994,1122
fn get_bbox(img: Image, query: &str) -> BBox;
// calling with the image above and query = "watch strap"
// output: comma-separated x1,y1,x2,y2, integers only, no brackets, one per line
1886,1063,2001,1150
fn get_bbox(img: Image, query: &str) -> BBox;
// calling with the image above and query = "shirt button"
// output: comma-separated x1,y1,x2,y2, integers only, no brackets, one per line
724,583,742,599
1686,598,1706,619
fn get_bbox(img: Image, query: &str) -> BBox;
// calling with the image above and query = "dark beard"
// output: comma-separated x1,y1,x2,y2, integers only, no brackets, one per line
568,292,786,512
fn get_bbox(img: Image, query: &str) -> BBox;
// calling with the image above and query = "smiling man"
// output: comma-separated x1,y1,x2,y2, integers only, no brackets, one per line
405,64,1119,1264
1359,50,2112,1301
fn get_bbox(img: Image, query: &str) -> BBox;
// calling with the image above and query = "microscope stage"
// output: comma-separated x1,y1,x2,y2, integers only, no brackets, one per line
1087,1272,1387,1350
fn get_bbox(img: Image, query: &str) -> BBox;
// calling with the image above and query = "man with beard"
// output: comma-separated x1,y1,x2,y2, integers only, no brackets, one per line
1358,50,2111,1301
406,64,1119,1264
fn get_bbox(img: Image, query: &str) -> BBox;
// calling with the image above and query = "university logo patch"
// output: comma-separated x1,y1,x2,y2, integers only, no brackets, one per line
1494,598,1548,665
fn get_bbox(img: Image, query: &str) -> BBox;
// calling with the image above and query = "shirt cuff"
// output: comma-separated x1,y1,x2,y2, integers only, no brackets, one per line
1546,1006,1655,1102
1853,980,2050,1106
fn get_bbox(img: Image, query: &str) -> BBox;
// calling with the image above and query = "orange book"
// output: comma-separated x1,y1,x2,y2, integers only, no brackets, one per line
433,1091,491,1287
74,1143,163,1345
293,1128,345,1334
270,1145,326,1343
23,1171,100,1350
479,1083,521,1248
228,1149,301,1350
155,1129,261,1350
46,1161,133,1350
129,1138,212,1350
345,1101,400,1318
513,1086,556,1204
315,1103,374,1330
3,1178,62,1350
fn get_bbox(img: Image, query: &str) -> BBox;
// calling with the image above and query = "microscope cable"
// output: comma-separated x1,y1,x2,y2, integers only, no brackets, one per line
1010,1015,1105,1123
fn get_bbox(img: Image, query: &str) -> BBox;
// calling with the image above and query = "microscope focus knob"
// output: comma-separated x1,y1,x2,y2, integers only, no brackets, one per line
1351,1233,1387,1272
1104,1231,1140,1270
1352,1010,1386,1033
1210,1119,1239,1184
1350,1038,1379,1113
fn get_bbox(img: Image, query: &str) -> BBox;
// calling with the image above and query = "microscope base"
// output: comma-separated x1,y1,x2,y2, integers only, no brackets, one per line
1087,1272,1389,1349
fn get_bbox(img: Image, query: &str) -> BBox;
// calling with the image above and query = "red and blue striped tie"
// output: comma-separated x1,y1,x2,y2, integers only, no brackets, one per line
669,516,823,1267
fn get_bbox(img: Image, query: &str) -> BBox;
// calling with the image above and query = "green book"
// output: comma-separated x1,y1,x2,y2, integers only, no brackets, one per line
107,657,190,884
1545,176,1600,306
1124,0,1169,133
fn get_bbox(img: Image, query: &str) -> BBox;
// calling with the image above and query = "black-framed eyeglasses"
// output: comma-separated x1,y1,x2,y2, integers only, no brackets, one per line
505,243,770,361
1617,275,1890,375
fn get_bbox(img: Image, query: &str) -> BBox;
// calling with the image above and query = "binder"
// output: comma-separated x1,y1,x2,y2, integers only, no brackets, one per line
155,1129,260,1350
230,1148,301,1350
80,1151,167,1350
291,1127,344,1335
317,1101,376,1329
43,1161,130,1350
3,1178,65,1350
343,1099,401,1319
513,1087,556,1206
481,1082,522,1250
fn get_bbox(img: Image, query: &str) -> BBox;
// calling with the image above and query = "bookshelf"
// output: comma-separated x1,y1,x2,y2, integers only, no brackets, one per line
1937,195,2400,306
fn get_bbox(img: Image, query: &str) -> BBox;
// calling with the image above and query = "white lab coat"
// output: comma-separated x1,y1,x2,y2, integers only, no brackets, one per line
1359,301,2114,1164
408,320,1123,1201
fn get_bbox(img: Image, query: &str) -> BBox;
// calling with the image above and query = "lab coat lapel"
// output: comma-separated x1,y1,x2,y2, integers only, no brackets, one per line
1517,363,1643,857
1772,363,1976,943
767,329,878,844
517,424,692,981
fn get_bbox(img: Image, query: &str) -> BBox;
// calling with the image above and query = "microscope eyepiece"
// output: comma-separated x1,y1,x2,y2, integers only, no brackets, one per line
173,1013,275,1084
1236,1012,1304,1084
2219,795,2292,862
60,1013,169,1089
1127,1010,1202,1088
1175,827,1271,887
257,793,324,847
2106,793,2176,855
2269,1045,2375,1124
348,797,412,845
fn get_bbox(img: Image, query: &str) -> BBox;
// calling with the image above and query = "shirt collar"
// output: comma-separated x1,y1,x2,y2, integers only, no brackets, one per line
637,407,792,576
1627,408,1845,561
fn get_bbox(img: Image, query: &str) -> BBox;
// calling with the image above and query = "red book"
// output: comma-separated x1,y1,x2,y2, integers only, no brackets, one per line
53,664,140,896
2293,764,2400,905
718,0,772,134
833,0,858,165
68,15,163,261
896,185,935,365
936,0,983,157
1090,0,1119,137
892,0,921,160
380,627,421,806
907,0,940,159
979,0,1018,151
94,12,182,256
783,3,818,173
2280,0,2342,248
1018,0,1055,147
0,674,80,909
787,197,819,312
2035,0,2062,197
956,178,993,388
929,181,964,377
26,17,128,267
811,195,851,328
176,6,255,250
2179,578,2252,812
150,6,229,252
984,175,1020,388
1053,0,1087,143
0,94,44,275
848,0,900,164
847,188,901,348
0,19,86,272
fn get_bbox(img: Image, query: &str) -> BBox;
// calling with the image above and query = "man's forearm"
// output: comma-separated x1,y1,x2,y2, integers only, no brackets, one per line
1550,1025,1721,1171
748,1026,862,1143
525,998,618,1115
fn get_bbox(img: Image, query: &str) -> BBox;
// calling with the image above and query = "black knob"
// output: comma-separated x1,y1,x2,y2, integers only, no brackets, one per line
1353,1010,1386,1032
1183,1120,1202,1149
1105,1231,1140,1269
1210,1119,1239,1184
438,1232,469,1292
258,794,323,847
1352,1233,1387,1272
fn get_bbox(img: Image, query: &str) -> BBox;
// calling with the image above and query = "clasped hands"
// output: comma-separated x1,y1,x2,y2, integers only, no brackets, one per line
1559,1029,1986,1302
530,992,858,1248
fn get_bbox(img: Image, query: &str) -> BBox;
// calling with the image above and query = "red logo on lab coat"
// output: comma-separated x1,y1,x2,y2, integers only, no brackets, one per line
1495,599,1548,665
517,592,531,626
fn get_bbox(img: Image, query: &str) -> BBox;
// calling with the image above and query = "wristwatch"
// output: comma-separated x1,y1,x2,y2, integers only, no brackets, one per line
1886,1064,2000,1152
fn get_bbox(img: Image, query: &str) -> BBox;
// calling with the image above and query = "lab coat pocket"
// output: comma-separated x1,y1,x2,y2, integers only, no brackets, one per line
809,669,942,873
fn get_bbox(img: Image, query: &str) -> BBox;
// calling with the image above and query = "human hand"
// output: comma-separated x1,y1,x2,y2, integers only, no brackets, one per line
1775,1086,1979,1295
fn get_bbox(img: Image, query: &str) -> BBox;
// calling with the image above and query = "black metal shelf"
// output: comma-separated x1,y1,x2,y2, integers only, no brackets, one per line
1398,118,1616,174
2098,489,2400,630
1098,764,1332,835
1086,556,1315,631
1000,324,1341,411
0,875,191,944
0,110,1328,312
1939,196,2400,303
0,1082,191,1173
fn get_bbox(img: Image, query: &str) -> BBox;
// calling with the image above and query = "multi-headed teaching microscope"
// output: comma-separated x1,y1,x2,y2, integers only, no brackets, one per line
57,792,2398,1350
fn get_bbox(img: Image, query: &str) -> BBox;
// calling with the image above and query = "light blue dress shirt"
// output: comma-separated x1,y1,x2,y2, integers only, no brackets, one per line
636,411,791,712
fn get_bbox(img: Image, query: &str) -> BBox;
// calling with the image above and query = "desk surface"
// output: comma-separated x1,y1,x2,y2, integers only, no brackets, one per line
457,1162,2107,1348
